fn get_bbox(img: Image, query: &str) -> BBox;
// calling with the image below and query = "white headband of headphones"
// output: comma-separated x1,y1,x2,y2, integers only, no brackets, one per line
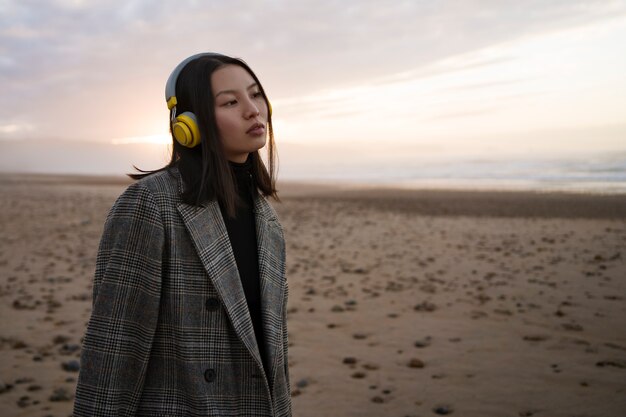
165,52,227,111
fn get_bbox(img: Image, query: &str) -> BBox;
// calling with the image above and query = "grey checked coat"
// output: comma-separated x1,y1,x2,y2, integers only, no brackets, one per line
73,166,292,416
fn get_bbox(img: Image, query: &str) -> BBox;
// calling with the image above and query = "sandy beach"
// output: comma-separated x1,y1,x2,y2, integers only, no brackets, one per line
1,173,625,417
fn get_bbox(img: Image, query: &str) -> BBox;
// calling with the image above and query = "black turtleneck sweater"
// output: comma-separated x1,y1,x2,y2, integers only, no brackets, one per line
218,155,268,374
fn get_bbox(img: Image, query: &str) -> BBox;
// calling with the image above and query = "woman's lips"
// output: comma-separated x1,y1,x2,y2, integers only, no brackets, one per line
247,123,265,136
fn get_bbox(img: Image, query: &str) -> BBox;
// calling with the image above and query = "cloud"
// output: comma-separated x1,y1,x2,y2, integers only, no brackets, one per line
0,0,624,142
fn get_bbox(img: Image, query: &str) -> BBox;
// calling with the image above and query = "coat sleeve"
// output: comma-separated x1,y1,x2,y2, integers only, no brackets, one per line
73,183,164,417
282,227,292,402
283,279,291,398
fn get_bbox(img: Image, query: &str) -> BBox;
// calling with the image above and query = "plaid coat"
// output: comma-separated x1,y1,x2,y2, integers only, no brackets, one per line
73,166,292,416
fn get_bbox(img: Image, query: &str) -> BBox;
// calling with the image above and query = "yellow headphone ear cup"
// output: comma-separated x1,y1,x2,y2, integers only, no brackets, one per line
173,112,201,148
268,100,272,117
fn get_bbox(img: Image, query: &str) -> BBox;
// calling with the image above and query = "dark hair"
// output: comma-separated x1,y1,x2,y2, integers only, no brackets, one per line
128,54,279,217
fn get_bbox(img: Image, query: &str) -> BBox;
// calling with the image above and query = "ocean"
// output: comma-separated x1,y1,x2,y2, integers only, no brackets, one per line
2,140,625,194
279,150,626,194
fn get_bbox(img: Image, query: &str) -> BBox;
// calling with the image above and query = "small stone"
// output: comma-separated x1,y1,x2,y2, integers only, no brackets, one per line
408,358,425,368
414,301,437,312
414,336,432,348
12,298,37,310
433,404,454,414
596,359,626,368
342,357,357,365
14,377,34,384
371,395,385,403
49,387,73,402
53,335,71,345
331,305,345,313
59,343,81,355
352,333,368,340
470,310,488,319
351,371,367,379
17,395,31,408
362,363,379,371
523,335,549,342
27,384,42,391
562,323,583,331
295,378,309,389
59,343,80,355
61,360,80,372
0,379,13,394
12,340,28,349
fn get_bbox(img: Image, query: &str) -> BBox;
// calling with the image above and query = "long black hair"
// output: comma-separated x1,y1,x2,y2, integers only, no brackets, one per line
129,54,279,217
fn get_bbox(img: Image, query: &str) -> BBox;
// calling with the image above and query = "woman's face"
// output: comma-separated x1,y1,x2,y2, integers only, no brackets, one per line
211,64,269,163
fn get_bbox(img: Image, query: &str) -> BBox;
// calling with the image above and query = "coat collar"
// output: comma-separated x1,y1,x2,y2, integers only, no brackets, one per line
172,166,285,391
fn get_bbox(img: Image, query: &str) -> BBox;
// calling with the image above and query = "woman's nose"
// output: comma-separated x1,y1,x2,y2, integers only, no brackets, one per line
243,100,260,119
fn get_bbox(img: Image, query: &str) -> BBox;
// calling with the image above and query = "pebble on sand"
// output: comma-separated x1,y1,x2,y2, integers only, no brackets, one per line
342,357,358,365
61,360,80,372
0,379,13,394
53,334,71,344
596,359,626,368
295,378,310,389
49,387,73,402
414,336,432,348
17,395,32,408
562,323,584,331
414,301,437,312
522,334,550,342
408,358,425,368
433,404,454,414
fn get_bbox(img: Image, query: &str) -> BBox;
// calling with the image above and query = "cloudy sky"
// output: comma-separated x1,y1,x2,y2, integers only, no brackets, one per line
1,0,625,178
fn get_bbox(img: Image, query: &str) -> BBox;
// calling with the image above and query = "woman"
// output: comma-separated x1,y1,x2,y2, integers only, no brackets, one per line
73,53,291,417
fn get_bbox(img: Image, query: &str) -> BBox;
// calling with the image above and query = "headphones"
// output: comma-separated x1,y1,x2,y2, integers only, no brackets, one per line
165,52,272,148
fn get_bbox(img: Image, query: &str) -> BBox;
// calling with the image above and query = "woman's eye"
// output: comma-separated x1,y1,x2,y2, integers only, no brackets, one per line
252,92,263,99
223,100,237,106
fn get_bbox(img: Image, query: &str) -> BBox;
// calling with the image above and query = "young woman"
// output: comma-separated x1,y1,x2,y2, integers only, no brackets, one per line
73,53,291,417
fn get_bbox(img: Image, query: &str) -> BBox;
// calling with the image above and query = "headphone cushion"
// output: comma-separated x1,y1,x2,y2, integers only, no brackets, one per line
173,112,201,148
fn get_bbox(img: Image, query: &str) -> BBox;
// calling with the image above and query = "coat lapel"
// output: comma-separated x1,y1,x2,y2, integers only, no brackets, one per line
254,194,286,390
177,200,263,368
175,170,285,390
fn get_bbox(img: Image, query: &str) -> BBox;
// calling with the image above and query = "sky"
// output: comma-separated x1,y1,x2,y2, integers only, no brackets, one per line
1,0,625,185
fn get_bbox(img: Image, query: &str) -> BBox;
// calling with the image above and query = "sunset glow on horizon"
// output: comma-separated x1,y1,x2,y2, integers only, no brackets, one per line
1,0,625,188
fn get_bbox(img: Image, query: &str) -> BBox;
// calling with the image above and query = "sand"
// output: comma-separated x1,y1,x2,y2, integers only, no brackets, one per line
1,173,625,417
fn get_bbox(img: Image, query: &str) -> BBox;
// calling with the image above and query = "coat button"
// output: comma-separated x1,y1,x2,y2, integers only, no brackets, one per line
204,368,216,383
205,297,220,311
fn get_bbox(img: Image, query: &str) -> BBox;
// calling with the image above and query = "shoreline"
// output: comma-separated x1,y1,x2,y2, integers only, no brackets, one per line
3,172,625,220
2,171,626,194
